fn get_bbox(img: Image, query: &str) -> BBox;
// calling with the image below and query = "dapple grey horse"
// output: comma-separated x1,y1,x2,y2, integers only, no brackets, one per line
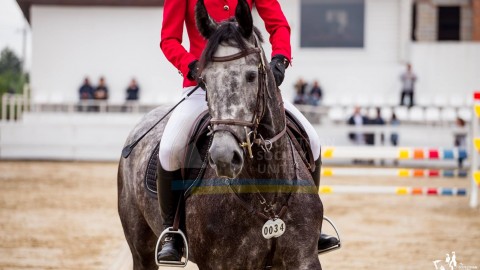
118,0,323,269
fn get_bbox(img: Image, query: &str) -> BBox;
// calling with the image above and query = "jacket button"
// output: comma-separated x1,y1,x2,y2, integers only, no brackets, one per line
224,5,229,10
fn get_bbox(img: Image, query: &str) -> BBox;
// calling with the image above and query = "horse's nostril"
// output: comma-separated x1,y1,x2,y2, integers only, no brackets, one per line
231,150,243,167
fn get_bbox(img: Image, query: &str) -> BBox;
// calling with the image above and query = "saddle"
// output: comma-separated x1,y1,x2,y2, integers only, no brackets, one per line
144,110,314,196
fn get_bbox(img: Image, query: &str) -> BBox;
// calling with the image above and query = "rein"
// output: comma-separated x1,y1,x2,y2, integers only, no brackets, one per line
226,136,300,269
207,37,287,158
204,34,291,270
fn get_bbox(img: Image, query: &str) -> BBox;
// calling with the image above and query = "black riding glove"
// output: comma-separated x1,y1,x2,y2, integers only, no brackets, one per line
269,54,289,87
187,60,199,81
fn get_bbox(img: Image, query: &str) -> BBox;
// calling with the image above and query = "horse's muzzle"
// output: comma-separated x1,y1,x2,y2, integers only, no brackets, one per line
208,133,244,178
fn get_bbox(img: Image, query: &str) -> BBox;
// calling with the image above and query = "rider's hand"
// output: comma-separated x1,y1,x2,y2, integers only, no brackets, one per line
187,60,199,81
187,60,206,89
269,55,289,87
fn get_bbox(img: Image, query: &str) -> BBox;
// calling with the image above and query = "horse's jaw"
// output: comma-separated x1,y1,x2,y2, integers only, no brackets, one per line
209,162,242,179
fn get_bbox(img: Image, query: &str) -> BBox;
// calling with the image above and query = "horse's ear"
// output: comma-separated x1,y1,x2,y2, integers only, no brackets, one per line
235,0,253,38
195,0,218,39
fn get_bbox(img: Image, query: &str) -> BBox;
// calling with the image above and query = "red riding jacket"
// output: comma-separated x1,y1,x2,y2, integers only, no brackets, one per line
160,0,291,87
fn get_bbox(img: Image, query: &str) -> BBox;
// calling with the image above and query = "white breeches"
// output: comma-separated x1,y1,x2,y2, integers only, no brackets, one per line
159,86,321,171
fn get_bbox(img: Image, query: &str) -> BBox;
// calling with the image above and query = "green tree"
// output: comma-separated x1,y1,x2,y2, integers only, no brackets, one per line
0,48,22,74
0,47,28,119
0,47,27,94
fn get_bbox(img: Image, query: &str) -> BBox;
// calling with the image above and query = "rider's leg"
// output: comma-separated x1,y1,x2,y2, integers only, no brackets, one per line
157,87,207,261
159,87,208,172
156,165,183,261
283,100,321,160
283,100,340,253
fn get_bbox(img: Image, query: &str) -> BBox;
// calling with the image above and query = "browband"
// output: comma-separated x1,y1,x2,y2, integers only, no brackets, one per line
211,48,261,62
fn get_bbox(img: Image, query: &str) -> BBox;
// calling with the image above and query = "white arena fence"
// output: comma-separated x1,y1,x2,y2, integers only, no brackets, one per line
0,85,475,125
1,86,478,207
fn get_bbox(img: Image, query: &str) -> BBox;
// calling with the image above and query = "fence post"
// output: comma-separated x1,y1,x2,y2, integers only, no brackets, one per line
9,95,15,122
470,91,480,208
16,94,23,121
23,84,29,112
1,94,7,122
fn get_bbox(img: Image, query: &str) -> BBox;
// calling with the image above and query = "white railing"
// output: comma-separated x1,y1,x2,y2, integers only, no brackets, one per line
1,94,25,122
1,84,31,122
295,104,473,125
31,100,159,115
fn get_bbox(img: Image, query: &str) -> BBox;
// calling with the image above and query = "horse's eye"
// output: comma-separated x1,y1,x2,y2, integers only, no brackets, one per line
246,71,257,83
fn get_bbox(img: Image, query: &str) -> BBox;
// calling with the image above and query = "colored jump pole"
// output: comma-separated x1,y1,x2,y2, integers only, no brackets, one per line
470,91,480,208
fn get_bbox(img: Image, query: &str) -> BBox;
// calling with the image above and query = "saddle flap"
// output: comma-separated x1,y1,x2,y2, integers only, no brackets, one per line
143,111,211,197
285,110,315,171
182,111,212,181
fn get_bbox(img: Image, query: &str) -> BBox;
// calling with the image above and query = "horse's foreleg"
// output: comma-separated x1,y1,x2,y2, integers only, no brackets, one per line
118,184,158,270
120,205,158,270
302,258,322,270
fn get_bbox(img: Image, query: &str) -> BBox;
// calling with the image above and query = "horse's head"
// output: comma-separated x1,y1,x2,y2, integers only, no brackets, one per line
196,0,269,178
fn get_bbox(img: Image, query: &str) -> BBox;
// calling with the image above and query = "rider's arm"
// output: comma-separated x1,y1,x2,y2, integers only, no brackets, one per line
255,0,292,62
160,0,197,79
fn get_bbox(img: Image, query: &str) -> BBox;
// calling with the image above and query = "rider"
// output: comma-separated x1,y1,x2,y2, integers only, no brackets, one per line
157,0,338,262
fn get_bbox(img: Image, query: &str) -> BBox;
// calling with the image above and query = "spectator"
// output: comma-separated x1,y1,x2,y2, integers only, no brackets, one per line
399,63,417,107
79,77,94,100
293,78,307,104
390,112,400,146
94,77,109,100
367,107,385,145
370,108,385,125
347,106,368,145
78,77,94,112
454,117,467,168
308,80,323,106
126,78,140,101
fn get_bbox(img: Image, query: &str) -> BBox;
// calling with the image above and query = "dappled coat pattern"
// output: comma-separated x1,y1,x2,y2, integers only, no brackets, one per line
118,0,323,269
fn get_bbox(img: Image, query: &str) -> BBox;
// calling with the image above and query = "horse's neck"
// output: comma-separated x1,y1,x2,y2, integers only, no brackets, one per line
244,38,293,182
248,85,292,180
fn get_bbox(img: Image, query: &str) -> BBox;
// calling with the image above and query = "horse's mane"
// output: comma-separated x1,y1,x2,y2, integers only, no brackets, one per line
199,18,264,71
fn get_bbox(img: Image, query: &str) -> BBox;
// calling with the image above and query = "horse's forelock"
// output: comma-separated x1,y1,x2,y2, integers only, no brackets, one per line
199,20,263,72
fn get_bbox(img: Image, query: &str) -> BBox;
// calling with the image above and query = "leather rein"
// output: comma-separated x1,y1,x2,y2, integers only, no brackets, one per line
200,38,294,270
206,41,287,158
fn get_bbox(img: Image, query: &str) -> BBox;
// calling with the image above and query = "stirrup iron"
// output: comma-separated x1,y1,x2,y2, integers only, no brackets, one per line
318,216,342,255
155,227,189,267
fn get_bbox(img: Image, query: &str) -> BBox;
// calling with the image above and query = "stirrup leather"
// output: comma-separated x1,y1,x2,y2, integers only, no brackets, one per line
318,216,342,255
155,227,189,267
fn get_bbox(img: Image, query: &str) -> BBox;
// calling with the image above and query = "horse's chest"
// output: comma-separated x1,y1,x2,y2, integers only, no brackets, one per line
185,196,272,266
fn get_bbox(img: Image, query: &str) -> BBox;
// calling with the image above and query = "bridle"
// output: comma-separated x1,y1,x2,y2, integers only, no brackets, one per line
200,33,295,270
204,35,287,158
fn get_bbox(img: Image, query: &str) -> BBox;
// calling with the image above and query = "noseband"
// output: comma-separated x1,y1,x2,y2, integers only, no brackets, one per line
206,37,287,158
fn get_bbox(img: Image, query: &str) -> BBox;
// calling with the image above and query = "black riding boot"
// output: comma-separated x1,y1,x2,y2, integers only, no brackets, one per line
156,165,184,262
312,158,340,253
